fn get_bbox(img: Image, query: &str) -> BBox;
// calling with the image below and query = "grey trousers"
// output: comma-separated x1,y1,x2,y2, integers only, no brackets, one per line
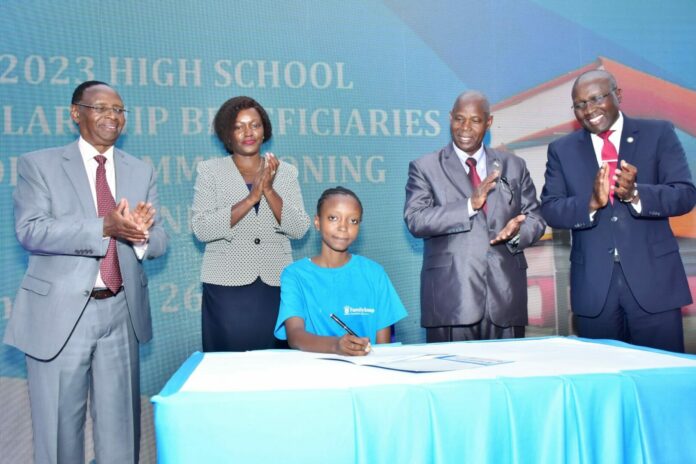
26,291,140,464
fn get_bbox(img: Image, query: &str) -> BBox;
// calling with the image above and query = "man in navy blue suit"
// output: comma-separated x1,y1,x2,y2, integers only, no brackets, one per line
541,70,696,352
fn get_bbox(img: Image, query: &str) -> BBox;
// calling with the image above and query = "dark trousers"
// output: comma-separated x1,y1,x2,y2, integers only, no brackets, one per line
426,318,525,343
574,262,684,352
202,278,289,352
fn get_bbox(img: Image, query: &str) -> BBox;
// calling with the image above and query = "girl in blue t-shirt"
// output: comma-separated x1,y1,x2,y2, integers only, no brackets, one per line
274,186,407,356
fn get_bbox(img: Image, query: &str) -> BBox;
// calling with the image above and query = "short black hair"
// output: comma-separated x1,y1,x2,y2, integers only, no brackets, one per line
72,80,111,104
316,186,363,218
213,96,272,154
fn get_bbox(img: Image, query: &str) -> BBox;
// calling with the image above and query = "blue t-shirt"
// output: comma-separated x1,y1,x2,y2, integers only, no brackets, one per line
274,255,407,344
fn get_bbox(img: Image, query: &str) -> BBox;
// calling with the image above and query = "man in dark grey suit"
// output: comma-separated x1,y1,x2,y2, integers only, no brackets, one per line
4,81,168,463
405,91,545,342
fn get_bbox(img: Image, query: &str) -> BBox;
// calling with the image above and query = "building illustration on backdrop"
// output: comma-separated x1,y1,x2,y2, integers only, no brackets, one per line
491,56,696,239
491,57,696,324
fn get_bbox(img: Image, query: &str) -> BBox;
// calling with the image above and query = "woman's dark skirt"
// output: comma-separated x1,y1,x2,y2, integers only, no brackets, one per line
202,278,289,352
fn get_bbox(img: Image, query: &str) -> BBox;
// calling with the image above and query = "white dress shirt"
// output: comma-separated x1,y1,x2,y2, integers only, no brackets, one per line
78,137,146,289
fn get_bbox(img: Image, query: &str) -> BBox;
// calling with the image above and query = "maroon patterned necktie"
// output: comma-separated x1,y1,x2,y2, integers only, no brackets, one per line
94,155,123,292
599,130,618,204
466,157,486,213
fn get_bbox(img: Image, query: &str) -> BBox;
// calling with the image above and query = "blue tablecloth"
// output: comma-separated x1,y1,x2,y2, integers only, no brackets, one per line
152,338,696,463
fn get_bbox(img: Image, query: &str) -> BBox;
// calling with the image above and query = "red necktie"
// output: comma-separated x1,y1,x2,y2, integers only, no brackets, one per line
599,130,618,204
466,157,486,213
94,155,123,293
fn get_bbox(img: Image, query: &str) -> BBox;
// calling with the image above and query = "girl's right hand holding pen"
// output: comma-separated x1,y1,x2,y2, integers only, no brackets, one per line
336,334,371,356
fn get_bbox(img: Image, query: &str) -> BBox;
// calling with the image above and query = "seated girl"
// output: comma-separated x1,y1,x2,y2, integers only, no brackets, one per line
274,186,407,356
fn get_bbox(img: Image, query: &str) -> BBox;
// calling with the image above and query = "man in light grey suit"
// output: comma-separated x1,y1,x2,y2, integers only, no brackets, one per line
4,81,168,463
405,91,545,342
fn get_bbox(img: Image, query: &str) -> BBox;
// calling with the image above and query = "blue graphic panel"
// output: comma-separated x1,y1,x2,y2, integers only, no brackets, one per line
1,5,695,460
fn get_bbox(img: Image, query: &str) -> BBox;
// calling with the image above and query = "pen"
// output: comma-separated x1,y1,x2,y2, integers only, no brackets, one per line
330,313,372,353
329,313,357,336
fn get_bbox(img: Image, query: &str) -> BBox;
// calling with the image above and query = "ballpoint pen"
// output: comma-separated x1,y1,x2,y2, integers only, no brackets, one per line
330,313,357,336
330,313,371,353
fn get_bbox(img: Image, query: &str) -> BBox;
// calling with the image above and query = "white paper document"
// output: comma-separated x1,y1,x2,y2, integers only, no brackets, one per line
320,350,512,372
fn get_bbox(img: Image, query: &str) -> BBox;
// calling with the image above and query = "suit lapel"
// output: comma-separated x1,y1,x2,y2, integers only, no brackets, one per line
225,155,255,203
222,156,261,219
440,144,472,198
618,116,639,166
62,141,98,217
576,130,600,190
114,148,131,202
484,147,500,217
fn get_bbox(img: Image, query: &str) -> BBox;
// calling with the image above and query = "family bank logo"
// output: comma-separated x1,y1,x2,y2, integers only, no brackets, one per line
490,56,696,239
343,305,375,316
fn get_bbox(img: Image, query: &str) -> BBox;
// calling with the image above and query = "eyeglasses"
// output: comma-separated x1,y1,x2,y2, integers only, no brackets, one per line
74,103,128,115
571,89,616,111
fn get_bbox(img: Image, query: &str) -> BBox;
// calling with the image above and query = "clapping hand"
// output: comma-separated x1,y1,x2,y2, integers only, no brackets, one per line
248,153,279,203
471,171,500,211
614,160,638,202
589,163,611,211
491,214,526,245
260,152,279,194
129,201,155,244
103,199,150,243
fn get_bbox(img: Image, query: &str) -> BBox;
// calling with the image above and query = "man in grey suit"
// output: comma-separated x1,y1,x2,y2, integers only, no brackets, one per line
4,81,168,463
405,91,545,342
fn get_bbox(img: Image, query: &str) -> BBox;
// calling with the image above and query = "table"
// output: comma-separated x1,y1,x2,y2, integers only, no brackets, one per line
152,337,696,463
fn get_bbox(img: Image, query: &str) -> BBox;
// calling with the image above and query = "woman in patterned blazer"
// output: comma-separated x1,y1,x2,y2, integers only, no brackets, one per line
192,96,310,351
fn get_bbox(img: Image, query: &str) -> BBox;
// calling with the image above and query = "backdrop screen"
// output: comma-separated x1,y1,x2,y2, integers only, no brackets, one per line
1,1,695,461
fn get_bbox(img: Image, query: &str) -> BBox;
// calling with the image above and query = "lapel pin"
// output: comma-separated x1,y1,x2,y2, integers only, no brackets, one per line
626,137,634,143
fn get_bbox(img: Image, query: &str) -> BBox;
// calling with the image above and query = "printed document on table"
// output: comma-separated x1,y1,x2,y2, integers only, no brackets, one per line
320,347,512,373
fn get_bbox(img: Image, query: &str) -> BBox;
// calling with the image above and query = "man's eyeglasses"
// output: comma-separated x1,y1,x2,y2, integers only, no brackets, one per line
74,103,128,115
571,89,616,111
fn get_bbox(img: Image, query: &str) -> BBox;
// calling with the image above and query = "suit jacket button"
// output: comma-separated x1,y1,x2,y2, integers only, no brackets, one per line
254,238,261,245
83,290,90,296
611,216,618,222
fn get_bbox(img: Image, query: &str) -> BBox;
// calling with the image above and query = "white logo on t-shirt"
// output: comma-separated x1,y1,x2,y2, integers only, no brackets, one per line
343,305,375,316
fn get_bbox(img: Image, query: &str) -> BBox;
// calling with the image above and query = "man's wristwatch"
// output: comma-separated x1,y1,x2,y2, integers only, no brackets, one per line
620,183,638,203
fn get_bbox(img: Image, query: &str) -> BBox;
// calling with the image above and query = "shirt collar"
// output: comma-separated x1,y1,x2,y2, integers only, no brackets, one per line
78,136,115,163
609,111,624,133
452,141,485,166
